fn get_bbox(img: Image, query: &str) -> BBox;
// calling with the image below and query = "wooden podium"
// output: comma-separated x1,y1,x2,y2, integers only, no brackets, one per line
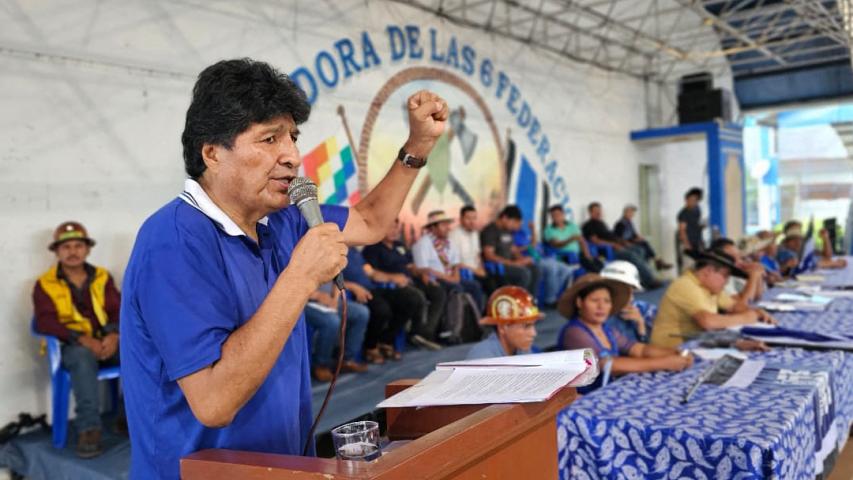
181,379,577,479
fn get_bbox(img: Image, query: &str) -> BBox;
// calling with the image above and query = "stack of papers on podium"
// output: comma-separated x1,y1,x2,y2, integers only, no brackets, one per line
377,350,596,408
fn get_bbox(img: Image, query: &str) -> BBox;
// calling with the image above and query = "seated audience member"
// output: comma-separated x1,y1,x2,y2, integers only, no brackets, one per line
33,222,121,458
512,219,573,308
581,202,663,289
755,231,781,271
413,210,485,309
557,274,692,393
776,246,800,277
779,230,847,272
466,286,542,359
783,219,803,237
784,219,845,266
650,249,776,349
614,204,672,270
745,231,784,286
342,248,418,364
363,219,445,350
480,206,540,294
544,205,601,273
710,237,766,304
305,285,369,382
599,261,656,343
448,205,487,278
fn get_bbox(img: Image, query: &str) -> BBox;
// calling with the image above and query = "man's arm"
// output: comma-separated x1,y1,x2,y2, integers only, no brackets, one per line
342,91,448,246
32,282,79,343
589,234,622,250
693,309,758,331
177,224,346,428
482,245,517,266
678,222,690,249
730,265,765,308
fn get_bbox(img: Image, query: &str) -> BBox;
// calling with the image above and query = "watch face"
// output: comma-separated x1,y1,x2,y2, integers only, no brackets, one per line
403,154,425,168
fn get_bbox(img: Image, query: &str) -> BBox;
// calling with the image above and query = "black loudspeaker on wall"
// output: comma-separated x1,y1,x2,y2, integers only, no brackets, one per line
677,72,732,124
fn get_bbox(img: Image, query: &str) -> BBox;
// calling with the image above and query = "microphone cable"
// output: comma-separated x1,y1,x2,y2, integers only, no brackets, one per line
302,284,348,456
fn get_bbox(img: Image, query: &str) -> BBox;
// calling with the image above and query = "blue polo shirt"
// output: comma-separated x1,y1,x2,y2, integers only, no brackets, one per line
120,180,348,480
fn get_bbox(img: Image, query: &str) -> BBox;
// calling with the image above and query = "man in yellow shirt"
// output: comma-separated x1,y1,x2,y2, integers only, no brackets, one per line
651,248,775,349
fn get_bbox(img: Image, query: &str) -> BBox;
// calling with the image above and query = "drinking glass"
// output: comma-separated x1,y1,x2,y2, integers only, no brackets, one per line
331,420,382,461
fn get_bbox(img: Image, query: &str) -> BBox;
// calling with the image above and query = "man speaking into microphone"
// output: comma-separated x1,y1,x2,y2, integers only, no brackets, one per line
119,58,447,479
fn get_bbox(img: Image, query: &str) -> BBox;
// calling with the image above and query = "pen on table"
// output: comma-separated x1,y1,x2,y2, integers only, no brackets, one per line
681,361,717,405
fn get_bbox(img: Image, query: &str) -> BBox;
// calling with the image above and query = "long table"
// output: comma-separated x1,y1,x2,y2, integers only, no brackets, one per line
558,266,853,479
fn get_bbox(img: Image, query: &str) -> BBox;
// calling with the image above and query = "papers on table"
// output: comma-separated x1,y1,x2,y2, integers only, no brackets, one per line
758,292,833,312
377,349,596,409
738,325,853,352
690,348,747,361
704,355,765,389
796,274,826,283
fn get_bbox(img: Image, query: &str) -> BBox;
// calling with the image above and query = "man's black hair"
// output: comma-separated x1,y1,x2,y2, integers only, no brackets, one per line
549,205,564,213
709,237,735,250
685,187,704,200
587,202,601,212
181,58,311,179
499,205,523,220
460,205,476,217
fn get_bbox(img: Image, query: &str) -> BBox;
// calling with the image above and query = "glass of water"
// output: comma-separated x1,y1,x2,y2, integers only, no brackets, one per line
331,421,382,461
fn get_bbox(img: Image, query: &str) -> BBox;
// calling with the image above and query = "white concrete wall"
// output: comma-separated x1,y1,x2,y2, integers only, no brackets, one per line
0,0,647,424
636,137,709,265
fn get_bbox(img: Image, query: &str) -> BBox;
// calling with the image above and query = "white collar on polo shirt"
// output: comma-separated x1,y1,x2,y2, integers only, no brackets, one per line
179,179,269,237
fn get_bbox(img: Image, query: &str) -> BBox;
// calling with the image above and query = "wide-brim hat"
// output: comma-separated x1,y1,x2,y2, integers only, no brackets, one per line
685,248,748,278
424,210,454,228
48,221,95,251
557,274,631,319
479,285,545,326
739,235,774,256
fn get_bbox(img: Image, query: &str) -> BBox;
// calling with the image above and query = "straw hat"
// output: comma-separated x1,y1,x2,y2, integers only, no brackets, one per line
424,210,454,228
557,274,631,319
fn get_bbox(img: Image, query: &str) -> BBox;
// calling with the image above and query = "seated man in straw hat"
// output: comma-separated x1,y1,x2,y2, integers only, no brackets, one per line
413,210,485,310
556,274,691,393
651,248,776,349
33,221,121,458
466,286,543,359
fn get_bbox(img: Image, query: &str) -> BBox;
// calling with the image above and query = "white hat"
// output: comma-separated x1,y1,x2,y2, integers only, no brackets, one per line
600,260,643,291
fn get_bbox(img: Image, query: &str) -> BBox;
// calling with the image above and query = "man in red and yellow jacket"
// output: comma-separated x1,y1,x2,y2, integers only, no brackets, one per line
33,221,120,458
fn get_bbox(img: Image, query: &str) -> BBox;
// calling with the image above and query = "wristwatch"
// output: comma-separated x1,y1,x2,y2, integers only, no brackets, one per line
397,147,427,169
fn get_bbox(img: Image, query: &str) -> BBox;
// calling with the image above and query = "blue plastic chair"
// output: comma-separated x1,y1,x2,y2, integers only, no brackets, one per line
541,244,587,281
31,319,120,449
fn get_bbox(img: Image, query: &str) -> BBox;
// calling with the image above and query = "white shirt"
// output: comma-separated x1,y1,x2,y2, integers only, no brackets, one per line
448,226,482,269
412,233,460,274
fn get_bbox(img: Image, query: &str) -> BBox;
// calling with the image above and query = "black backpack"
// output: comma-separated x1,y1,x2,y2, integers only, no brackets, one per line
440,290,484,344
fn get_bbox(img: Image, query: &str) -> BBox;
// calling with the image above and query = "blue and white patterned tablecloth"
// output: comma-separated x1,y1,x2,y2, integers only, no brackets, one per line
558,363,818,479
813,261,853,288
771,315,853,442
558,267,853,479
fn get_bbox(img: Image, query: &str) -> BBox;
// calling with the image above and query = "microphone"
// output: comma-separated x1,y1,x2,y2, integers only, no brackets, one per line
287,177,346,291
289,176,349,456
